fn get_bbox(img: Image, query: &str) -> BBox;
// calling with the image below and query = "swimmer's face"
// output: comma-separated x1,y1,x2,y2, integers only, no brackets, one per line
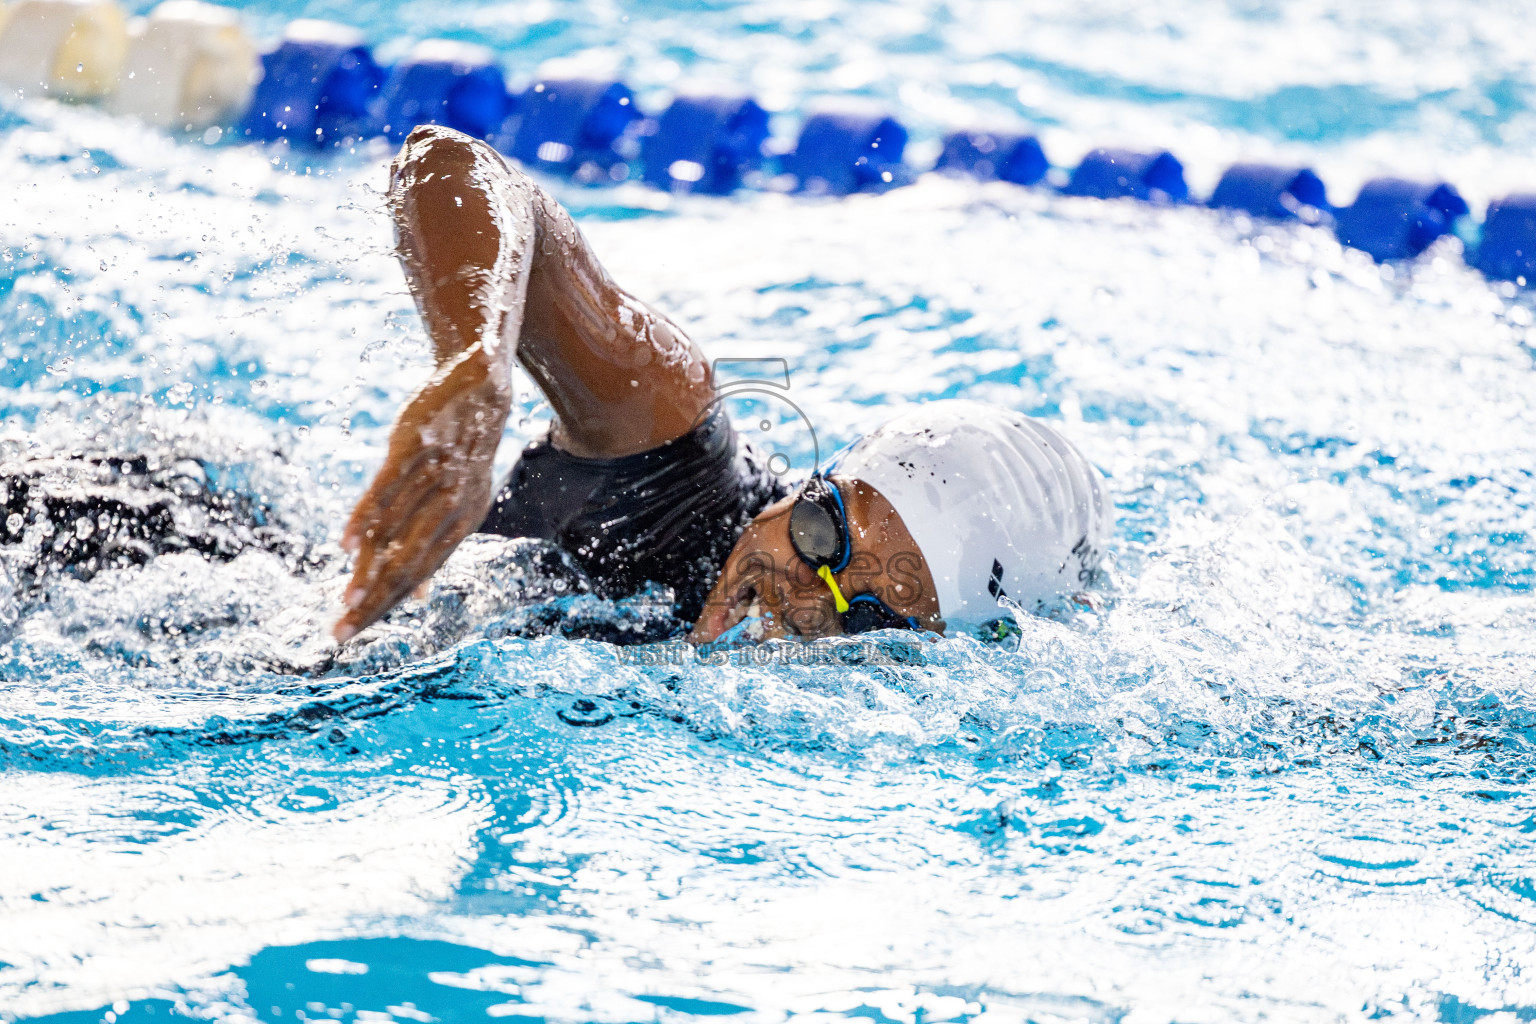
690,475,945,644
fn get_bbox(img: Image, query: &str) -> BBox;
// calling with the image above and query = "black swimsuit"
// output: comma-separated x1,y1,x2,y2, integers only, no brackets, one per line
477,407,788,623
0,409,781,633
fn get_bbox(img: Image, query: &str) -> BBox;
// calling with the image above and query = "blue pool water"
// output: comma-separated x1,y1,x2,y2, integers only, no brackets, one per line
4,1,1536,1021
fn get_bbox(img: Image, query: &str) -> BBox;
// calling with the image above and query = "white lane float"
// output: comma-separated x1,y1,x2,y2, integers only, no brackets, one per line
109,0,256,129
0,0,128,101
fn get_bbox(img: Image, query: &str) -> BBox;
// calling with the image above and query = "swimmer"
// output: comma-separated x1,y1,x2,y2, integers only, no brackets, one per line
334,125,1112,645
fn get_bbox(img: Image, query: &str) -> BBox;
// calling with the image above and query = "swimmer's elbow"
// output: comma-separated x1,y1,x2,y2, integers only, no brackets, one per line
396,124,486,169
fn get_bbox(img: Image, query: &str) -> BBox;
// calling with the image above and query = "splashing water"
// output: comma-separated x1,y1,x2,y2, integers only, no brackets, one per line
5,1,1536,1021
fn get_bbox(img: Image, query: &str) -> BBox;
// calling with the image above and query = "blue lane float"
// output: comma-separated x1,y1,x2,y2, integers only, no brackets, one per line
640,93,770,195
783,109,908,195
509,77,640,176
935,130,1048,186
1473,194,1536,285
1061,148,1188,203
238,19,384,147
375,40,512,143
1208,163,1329,221
1333,178,1470,262
8,0,1536,288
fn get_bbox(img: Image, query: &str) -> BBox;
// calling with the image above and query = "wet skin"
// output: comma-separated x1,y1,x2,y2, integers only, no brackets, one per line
335,125,938,643
690,476,945,644
335,125,712,640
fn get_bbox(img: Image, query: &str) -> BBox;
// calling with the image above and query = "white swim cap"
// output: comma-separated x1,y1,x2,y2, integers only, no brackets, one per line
830,400,1111,629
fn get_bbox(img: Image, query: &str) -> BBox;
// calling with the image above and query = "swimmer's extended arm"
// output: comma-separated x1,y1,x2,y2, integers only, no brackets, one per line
335,128,525,642
335,126,715,642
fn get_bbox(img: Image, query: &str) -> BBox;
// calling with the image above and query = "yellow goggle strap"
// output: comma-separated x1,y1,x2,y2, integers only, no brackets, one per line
817,564,851,614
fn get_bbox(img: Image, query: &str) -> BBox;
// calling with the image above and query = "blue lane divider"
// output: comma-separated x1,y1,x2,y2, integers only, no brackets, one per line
1473,194,1536,284
375,41,513,143
9,0,1536,284
238,21,384,147
1333,178,1470,262
935,130,1048,186
509,78,640,175
640,93,770,195
1061,148,1188,203
783,109,908,195
1208,163,1329,221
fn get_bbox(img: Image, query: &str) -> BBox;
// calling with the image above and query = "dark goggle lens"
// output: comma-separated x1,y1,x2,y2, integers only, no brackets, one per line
841,594,915,634
789,480,844,567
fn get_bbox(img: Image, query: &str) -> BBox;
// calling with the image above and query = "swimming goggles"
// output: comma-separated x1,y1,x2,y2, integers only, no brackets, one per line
788,474,921,634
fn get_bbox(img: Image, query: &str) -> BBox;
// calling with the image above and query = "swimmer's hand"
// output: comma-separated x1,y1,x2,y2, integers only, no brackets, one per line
334,348,512,642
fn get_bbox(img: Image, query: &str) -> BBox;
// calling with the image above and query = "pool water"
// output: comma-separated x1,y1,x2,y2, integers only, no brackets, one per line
4,0,1536,1022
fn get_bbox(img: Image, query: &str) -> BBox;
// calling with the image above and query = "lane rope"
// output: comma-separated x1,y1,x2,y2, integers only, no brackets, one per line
0,0,1531,286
